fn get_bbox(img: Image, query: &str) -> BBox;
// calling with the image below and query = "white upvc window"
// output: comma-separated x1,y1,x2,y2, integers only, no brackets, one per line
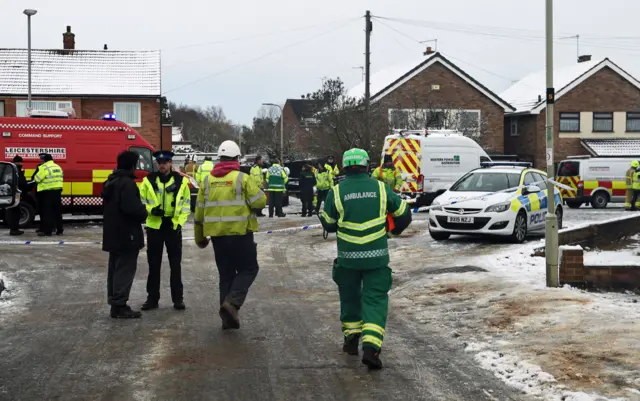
16,100,72,116
113,102,142,127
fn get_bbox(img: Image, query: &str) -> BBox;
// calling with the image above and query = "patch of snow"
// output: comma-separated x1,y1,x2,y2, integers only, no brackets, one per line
584,250,640,266
464,341,489,352
560,245,584,251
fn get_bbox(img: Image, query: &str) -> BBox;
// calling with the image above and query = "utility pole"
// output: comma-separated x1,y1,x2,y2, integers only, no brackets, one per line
364,10,372,151
545,0,559,288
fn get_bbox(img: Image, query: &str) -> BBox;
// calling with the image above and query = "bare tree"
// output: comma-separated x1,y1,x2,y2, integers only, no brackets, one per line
169,102,238,152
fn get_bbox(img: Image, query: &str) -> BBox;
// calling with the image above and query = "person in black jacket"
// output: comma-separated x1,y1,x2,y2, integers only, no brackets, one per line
101,151,148,319
299,164,316,217
7,156,29,236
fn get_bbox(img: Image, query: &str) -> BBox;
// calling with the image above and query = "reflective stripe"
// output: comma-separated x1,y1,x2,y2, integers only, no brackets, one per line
392,200,407,217
362,335,383,348
201,199,246,207
378,181,387,218
181,207,191,213
344,328,362,336
337,227,387,244
321,211,336,224
338,249,389,259
363,323,385,336
204,215,251,223
339,216,385,231
334,185,344,216
342,321,363,329
142,199,155,205
248,190,264,204
203,175,210,200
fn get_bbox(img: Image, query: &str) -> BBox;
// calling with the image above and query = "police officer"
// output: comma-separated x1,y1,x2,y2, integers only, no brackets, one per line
319,148,412,370
250,155,266,216
7,156,29,236
324,155,340,182
266,158,288,218
372,154,403,193
139,151,191,311
299,164,316,217
314,164,332,215
194,140,266,329
196,156,214,185
625,161,638,210
34,153,64,237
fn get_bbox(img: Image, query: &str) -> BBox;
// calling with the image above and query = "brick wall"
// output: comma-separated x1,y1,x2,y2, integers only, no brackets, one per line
504,114,539,164
378,62,506,153
559,246,640,290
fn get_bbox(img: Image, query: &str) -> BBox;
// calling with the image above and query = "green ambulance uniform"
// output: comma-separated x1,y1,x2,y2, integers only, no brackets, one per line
371,166,403,192
319,148,412,365
265,163,288,217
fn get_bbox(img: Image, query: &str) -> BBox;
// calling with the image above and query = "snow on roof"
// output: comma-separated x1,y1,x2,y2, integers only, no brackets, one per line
172,126,183,142
500,59,605,113
0,49,161,96
581,139,640,157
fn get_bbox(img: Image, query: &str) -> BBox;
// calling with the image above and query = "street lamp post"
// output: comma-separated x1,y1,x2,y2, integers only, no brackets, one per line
262,103,283,162
23,9,37,112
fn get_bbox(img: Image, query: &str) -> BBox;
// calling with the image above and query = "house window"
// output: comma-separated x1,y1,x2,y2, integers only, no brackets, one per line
426,110,446,129
114,102,142,127
0,101,4,117
510,117,518,136
559,112,580,132
593,112,613,132
626,112,640,132
389,109,409,129
16,100,72,117
458,110,480,131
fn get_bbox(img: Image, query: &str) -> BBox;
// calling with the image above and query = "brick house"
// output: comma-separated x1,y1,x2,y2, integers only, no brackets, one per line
347,52,515,154
279,98,323,158
501,58,640,168
0,26,170,149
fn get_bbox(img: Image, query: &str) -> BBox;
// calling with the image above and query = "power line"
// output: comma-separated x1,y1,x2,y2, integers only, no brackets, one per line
163,18,360,95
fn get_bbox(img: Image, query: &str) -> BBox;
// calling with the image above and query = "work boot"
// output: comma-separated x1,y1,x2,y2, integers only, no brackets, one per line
141,300,159,311
9,230,24,236
173,301,186,310
37,232,52,237
362,348,383,370
111,305,142,319
301,212,307,217
219,301,240,329
277,213,287,218
342,334,360,355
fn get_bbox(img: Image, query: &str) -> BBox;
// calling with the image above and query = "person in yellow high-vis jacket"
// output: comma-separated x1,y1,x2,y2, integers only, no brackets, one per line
625,161,639,210
631,165,640,211
139,150,191,311
315,164,333,215
196,156,214,184
372,155,403,193
324,155,340,183
194,140,266,330
34,153,64,236
249,155,266,216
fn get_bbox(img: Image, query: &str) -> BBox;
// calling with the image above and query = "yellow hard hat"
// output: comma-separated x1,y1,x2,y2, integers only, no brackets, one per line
632,160,639,168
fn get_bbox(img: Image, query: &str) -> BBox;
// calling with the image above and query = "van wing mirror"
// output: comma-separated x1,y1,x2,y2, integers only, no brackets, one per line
0,162,20,208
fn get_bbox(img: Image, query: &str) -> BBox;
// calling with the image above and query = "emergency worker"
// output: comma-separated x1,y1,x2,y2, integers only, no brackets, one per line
185,156,197,179
324,155,340,182
632,164,640,211
194,140,266,329
139,151,191,311
625,161,638,210
299,164,316,217
7,156,29,236
314,164,332,215
34,153,64,237
372,154,403,193
265,158,288,218
196,156,215,185
319,148,412,370
250,155,266,216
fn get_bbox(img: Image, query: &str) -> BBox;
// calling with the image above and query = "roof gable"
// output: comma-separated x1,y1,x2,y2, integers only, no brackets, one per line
286,98,324,121
347,52,514,112
0,49,161,97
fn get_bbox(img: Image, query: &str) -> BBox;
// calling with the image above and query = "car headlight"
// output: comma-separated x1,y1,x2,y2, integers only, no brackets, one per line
485,202,511,213
429,200,442,211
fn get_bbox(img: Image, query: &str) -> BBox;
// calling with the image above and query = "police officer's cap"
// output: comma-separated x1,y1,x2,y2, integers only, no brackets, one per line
153,150,174,162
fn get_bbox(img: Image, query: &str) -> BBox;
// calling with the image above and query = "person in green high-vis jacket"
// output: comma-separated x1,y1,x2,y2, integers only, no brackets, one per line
319,148,412,370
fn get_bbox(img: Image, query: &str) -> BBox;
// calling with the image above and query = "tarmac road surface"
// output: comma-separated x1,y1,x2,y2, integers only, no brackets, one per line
0,219,530,401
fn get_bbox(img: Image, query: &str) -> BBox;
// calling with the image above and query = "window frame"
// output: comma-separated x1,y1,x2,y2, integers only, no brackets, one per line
0,100,4,117
15,100,72,116
592,112,614,133
626,112,640,133
559,112,581,133
510,117,518,136
113,102,142,128
129,146,157,172
523,172,536,186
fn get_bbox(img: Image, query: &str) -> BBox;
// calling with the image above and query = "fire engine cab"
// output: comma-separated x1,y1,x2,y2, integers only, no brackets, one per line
0,110,198,227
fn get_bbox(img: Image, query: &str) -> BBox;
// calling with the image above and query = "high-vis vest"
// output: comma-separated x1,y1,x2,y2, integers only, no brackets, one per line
633,170,640,190
266,164,288,192
626,167,635,189
373,166,403,192
250,164,265,188
196,160,214,184
194,170,267,240
34,160,64,192
325,163,340,180
316,171,332,190
140,173,191,230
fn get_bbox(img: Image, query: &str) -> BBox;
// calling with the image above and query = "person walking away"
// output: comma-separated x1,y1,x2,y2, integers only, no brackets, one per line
315,164,332,215
632,164,640,211
7,156,29,236
299,164,316,217
625,161,638,210
250,155,266,217
266,159,288,218
372,155,403,193
33,153,64,237
185,156,197,179
319,148,412,370
324,155,340,183
101,151,148,318
196,156,214,185
139,151,191,311
194,140,266,329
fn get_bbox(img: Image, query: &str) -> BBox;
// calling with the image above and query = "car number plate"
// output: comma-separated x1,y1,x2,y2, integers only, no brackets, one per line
447,216,474,224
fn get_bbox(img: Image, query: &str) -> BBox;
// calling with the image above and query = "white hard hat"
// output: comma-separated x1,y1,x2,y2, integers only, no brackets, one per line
284,167,290,175
218,140,241,158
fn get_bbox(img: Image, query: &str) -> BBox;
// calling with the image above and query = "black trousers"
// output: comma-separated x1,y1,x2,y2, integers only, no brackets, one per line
632,190,640,210
211,233,259,309
268,191,284,217
315,190,329,213
7,204,20,231
107,250,139,307
300,189,314,215
146,220,183,303
40,190,63,234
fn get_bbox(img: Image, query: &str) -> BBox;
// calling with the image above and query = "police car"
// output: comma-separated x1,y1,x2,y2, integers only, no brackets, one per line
428,163,563,243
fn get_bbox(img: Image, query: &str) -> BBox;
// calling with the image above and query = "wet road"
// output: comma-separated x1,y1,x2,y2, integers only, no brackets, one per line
0,215,533,401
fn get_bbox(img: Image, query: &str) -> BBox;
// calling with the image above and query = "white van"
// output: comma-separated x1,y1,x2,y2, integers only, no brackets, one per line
556,156,635,209
381,129,491,206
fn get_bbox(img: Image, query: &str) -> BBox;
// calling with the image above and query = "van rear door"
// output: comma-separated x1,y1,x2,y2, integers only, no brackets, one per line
557,160,580,199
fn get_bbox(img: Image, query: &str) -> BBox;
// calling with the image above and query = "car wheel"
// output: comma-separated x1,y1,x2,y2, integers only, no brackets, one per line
19,202,37,228
429,230,450,241
565,200,582,209
591,192,609,209
510,211,527,243
555,206,563,229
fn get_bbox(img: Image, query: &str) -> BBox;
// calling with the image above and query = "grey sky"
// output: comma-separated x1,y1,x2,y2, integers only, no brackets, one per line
3,0,640,125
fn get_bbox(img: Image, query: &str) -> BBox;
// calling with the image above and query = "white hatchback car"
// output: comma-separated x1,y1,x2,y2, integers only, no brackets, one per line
428,164,563,243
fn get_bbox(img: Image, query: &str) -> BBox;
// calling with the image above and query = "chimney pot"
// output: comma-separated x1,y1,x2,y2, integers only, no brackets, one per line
104,44,108,50
66,25,71,33
63,26,75,50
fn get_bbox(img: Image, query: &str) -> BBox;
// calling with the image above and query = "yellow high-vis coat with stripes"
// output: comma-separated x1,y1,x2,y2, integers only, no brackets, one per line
139,173,191,230
196,160,215,185
194,170,266,242
34,160,64,191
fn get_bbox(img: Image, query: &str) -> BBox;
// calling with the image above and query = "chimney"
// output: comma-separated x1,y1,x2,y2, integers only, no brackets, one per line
578,55,592,63
63,26,75,50
423,46,435,56
103,44,108,50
